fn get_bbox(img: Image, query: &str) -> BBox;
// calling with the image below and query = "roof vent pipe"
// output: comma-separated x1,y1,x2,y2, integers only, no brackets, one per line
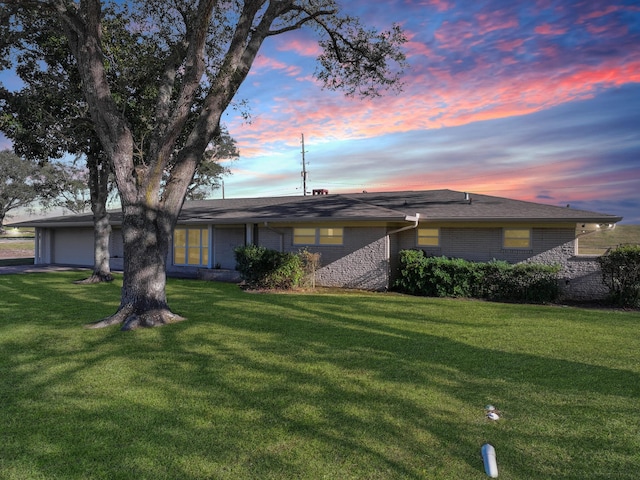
464,192,470,201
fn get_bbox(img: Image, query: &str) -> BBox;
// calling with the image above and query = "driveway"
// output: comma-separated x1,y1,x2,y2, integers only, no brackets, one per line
0,265,91,275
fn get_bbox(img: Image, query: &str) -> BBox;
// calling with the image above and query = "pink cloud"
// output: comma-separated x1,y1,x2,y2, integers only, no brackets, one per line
433,20,476,50
474,12,519,35
227,2,640,165
555,61,640,91
277,37,322,57
250,55,302,77
534,23,567,35
411,0,452,13
405,40,437,58
365,156,638,209
231,51,640,158
495,37,525,52
577,5,621,23
403,31,442,59
585,22,626,35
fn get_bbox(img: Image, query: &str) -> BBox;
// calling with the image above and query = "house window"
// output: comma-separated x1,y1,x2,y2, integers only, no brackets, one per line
173,227,209,266
503,228,531,249
293,227,343,245
417,228,440,247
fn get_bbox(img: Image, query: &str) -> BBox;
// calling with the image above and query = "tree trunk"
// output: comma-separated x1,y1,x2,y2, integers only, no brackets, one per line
75,205,112,284
55,0,260,329
85,202,185,330
75,150,113,284
0,203,10,234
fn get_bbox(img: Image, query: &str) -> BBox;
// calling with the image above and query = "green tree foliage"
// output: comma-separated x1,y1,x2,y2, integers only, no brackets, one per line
0,7,238,203
0,150,61,232
598,245,640,308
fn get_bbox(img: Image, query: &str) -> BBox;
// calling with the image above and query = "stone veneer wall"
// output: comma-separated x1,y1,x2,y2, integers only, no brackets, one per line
526,239,608,301
560,256,608,300
314,236,389,291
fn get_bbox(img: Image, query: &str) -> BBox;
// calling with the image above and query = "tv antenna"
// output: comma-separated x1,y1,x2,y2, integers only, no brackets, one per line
301,133,308,196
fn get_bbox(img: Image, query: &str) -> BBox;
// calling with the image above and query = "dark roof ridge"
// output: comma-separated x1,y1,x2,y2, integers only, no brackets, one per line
8,188,623,227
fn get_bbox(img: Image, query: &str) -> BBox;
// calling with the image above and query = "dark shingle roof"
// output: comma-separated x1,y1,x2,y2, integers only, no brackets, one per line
10,189,622,228
346,190,622,222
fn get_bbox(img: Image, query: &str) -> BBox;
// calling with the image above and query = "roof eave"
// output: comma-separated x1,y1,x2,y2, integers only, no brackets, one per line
418,216,623,223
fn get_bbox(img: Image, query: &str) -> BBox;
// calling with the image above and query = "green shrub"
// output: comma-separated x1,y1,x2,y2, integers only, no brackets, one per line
597,245,640,308
481,262,561,303
234,245,304,290
394,250,560,303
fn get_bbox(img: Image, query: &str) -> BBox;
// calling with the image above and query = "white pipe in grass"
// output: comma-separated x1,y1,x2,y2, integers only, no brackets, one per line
481,443,499,478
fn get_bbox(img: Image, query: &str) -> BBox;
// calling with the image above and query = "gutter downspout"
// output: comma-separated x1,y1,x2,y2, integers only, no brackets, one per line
385,214,421,290
387,213,421,236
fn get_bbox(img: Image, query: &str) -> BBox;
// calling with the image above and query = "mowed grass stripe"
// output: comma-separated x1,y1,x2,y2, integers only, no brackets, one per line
1,272,638,479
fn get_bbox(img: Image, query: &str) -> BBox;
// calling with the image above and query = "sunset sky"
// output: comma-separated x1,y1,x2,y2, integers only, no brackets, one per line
221,0,640,224
1,0,639,223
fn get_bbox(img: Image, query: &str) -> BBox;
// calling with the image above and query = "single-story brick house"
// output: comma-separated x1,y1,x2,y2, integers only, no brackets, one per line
12,189,622,300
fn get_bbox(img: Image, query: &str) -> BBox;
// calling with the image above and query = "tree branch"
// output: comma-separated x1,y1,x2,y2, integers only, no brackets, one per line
143,0,221,207
266,7,337,36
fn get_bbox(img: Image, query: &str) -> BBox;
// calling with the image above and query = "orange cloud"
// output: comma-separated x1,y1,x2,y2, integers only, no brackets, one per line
366,157,636,207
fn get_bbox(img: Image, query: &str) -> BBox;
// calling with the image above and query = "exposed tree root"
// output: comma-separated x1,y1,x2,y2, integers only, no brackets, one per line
84,304,185,330
74,271,114,284
121,309,186,331
84,305,133,329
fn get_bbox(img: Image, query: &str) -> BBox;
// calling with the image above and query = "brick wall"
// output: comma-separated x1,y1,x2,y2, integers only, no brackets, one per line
313,236,389,290
252,225,390,290
527,241,608,300
394,226,609,300
560,256,608,300
178,223,609,299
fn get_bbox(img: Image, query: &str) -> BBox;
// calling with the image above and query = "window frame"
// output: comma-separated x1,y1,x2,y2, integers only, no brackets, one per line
503,228,532,249
173,226,210,266
417,227,440,247
293,227,344,246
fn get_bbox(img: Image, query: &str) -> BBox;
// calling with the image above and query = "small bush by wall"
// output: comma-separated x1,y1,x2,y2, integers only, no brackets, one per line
481,261,561,303
597,245,640,308
394,250,561,303
234,245,303,290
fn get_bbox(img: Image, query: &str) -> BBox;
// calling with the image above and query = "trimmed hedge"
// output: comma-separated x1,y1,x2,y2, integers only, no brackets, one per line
394,250,561,303
597,245,640,308
234,245,304,290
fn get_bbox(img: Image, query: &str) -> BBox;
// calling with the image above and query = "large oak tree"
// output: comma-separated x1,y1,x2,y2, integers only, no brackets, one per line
1,7,238,283
0,0,406,330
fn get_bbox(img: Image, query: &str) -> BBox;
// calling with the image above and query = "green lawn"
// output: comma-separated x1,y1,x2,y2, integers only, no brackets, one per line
1,273,639,479
0,227,34,238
